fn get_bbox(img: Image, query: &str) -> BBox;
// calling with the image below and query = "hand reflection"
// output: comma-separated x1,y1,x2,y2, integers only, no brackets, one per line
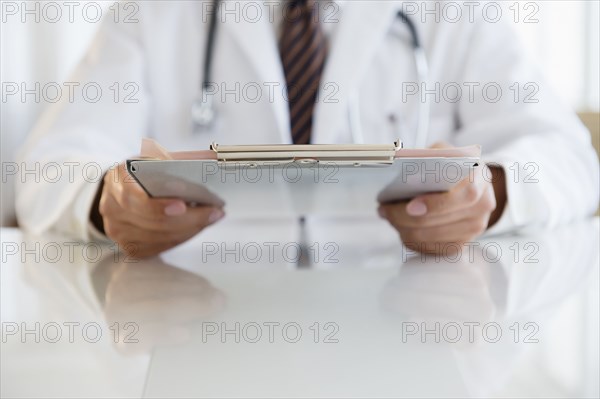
380,251,501,326
378,221,599,398
93,256,226,354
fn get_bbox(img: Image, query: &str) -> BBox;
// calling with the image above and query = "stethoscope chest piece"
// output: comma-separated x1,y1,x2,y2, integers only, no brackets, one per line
191,94,216,133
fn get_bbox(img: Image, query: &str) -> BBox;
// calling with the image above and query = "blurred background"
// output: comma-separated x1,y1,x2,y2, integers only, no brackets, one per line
2,0,599,226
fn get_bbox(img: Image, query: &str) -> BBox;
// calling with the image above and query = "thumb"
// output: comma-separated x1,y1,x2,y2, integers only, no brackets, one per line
429,141,452,149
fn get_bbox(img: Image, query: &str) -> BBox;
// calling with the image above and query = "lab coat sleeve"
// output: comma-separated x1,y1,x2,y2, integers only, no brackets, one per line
451,16,599,234
15,2,150,240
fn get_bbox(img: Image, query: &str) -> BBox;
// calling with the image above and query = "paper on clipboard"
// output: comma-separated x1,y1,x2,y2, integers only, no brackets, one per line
127,139,481,217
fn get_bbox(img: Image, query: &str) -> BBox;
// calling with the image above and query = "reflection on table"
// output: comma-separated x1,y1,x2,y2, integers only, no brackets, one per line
1,218,598,398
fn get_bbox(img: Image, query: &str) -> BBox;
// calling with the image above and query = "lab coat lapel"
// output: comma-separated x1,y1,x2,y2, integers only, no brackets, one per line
312,2,399,144
222,0,291,143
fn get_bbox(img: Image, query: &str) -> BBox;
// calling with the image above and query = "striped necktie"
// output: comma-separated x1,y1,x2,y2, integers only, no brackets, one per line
279,0,327,144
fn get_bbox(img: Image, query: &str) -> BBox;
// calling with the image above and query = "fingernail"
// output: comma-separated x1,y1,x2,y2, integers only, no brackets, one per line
406,200,427,216
208,209,225,224
164,202,186,216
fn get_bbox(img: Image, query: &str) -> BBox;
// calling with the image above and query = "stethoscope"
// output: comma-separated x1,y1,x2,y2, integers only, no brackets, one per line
192,1,430,148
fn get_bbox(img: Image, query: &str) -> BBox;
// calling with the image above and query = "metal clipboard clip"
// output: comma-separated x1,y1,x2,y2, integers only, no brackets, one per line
209,140,403,167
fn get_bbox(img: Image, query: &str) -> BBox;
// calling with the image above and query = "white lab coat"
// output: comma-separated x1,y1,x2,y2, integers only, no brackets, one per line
16,0,599,241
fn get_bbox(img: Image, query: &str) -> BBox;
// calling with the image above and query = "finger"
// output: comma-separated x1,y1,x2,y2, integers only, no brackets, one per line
107,164,225,222
399,216,491,249
107,191,225,232
104,200,224,240
107,163,189,218
379,202,469,229
131,205,225,233
100,186,169,225
378,182,496,229
99,189,140,227
141,206,225,232
429,141,452,149
378,202,451,228
405,172,487,217
110,179,188,219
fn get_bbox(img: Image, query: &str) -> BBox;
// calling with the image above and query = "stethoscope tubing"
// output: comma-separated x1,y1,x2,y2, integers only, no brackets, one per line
193,2,430,148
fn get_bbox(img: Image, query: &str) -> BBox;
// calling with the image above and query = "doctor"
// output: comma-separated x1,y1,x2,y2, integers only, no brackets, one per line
16,0,599,257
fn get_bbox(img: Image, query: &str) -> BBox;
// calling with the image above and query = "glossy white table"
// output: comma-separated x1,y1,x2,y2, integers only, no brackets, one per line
1,217,599,398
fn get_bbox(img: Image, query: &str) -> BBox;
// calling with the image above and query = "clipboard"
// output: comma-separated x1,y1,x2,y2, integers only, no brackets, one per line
126,139,481,217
